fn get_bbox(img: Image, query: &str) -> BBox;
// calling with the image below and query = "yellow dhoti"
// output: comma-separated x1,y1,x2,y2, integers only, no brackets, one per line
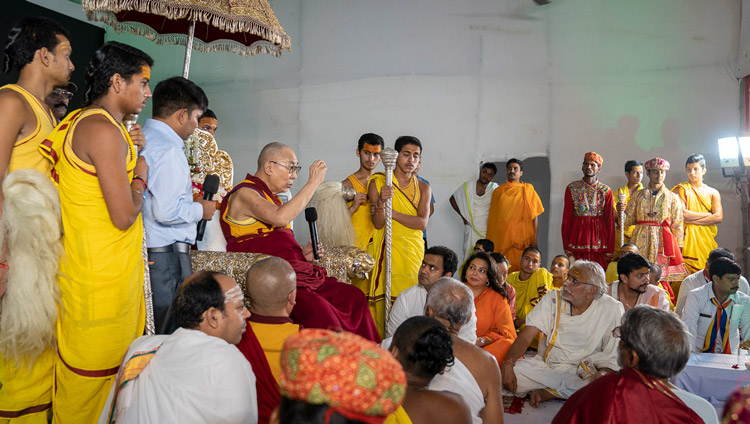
347,174,375,251
672,182,717,274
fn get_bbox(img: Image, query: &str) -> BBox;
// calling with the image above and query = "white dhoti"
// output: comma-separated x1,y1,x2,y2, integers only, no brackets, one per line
452,180,498,259
430,357,484,424
509,290,624,399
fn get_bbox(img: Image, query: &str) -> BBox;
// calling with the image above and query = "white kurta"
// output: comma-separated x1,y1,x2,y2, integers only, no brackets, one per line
429,357,484,424
681,283,750,354
511,290,623,398
608,280,670,311
452,180,498,259
385,283,478,343
98,328,257,424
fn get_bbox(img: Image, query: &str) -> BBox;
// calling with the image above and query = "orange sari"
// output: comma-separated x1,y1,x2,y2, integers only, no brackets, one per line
474,288,517,363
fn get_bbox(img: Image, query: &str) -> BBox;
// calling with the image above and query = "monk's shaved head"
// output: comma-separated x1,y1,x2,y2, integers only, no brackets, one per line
245,256,296,314
257,142,290,170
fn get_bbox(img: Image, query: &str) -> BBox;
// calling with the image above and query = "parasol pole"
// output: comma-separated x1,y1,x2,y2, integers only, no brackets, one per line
380,148,398,321
618,193,627,248
182,19,196,79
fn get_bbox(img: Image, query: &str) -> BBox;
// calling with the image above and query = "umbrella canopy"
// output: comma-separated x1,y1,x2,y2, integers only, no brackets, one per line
82,0,291,76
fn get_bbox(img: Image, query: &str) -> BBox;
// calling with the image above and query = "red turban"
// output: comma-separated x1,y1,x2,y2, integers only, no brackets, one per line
584,152,603,167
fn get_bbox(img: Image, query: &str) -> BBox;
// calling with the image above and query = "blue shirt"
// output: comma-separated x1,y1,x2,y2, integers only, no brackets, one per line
141,119,203,247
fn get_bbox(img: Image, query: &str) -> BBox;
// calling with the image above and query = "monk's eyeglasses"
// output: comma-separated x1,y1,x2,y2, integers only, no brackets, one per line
566,275,598,288
270,161,302,175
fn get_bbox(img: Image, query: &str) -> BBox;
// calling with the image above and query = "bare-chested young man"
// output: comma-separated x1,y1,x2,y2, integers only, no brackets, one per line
342,133,383,249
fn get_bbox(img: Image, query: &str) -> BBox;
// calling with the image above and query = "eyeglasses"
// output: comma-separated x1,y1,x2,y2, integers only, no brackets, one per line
270,161,302,175
566,275,598,288
51,88,73,100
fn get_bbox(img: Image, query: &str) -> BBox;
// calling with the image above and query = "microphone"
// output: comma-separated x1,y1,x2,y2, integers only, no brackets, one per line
123,114,139,131
196,174,220,241
305,207,320,260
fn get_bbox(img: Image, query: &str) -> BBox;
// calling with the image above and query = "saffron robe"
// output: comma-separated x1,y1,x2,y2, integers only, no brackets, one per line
1,84,55,174
452,179,499,260
486,181,544,272
507,268,552,349
474,288,517,363
672,182,718,274
385,406,412,424
367,173,425,337
346,174,375,250
219,174,379,342
40,108,145,424
562,180,615,269
552,367,703,424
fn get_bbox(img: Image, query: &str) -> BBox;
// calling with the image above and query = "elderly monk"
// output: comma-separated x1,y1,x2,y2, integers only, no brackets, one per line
561,152,615,269
236,257,299,424
486,158,544,272
220,142,379,341
273,329,406,424
425,278,506,424
625,157,687,295
672,154,723,275
553,306,716,424
502,261,623,407
450,163,499,260
608,253,670,311
98,272,257,424
387,316,472,424
342,133,384,250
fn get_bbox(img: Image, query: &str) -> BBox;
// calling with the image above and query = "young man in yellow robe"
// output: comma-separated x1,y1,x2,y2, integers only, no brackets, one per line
486,158,544,272
39,42,153,424
342,133,383,250
671,154,722,275
507,247,553,349
368,136,431,337
614,160,643,257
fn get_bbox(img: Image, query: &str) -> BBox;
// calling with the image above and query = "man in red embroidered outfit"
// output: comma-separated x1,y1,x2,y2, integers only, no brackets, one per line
220,142,379,342
561,152,615,269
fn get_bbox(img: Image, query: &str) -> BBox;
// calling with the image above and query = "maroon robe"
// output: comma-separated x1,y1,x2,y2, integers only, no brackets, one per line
236,321,280,424
220,174,380,342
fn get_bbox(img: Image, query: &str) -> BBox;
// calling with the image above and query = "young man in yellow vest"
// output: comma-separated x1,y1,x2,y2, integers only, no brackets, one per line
342,133,383,250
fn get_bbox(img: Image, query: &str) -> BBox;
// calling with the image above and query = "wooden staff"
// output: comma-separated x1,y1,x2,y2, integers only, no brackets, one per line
380,147,398,321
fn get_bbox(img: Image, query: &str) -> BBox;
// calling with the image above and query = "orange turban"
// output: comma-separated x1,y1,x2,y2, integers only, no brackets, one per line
584,152,603,167
280,329,406,423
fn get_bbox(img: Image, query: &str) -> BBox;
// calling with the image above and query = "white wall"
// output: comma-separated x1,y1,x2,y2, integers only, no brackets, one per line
102,0,744,261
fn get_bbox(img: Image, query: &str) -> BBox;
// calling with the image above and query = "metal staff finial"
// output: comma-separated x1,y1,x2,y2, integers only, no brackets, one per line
380,147,398,321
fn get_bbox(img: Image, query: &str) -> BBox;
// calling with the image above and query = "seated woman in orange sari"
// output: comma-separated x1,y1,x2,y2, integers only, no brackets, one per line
461,252,517,363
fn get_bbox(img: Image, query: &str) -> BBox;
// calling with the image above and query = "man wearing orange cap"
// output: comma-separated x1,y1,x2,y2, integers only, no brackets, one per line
342,133,384,250
625,157,687,297
561,152,615,269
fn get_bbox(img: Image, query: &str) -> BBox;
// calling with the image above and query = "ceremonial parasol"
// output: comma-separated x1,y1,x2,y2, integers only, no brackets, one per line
81,0,291,78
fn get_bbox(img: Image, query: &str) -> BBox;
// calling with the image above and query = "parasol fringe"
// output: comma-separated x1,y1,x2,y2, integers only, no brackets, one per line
82,0,291,51
87,12,283,57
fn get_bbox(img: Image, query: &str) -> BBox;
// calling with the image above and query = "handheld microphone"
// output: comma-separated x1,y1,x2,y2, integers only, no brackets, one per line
305,207,320,260
196,174,220,241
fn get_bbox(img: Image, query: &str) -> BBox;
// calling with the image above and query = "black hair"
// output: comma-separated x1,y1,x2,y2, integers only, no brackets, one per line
199,108,217,120
708,247,736,264
474,238,494,252
685,154,706,169
152,76,208,118
357,133,384,150
83,41,154,106
461,251,508,298
710,257,742,280
617,253,651,280
425,245,459,276
394,135,422,153
173,271,226,329
624,160,643,173
506,158,523,172
392,316,454,380
480,162,497,174
3,16,70,74
489,252,509,267
278,397,365,424
521,246,541,258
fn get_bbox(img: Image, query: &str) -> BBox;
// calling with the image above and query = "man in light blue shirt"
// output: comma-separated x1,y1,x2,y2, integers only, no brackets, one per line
141,76,215,334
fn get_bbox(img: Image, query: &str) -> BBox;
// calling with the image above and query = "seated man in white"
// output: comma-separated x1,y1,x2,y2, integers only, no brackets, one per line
502,260,624,407
424,277,505,424
608,252,670,311
553,305,718,424
386,246,477,343
98,271,257,424
682,257,750,354
676,247,750,317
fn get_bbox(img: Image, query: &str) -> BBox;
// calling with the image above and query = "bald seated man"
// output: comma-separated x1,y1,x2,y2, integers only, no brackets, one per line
99,271,256,423
425,277,505,424
220,142,379,341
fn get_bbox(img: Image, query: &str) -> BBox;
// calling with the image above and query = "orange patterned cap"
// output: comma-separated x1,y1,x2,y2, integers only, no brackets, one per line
584,152,603,167
280,329,406,422
644,157,670,171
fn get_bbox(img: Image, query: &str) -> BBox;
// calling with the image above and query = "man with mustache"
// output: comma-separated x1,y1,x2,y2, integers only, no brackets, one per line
502,260,623,407
608,252,670,311
342,133,384,250
450,162,499,260
44,82,76,122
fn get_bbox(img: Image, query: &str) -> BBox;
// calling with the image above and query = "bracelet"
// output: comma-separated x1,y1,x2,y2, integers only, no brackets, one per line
132,176,147,190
